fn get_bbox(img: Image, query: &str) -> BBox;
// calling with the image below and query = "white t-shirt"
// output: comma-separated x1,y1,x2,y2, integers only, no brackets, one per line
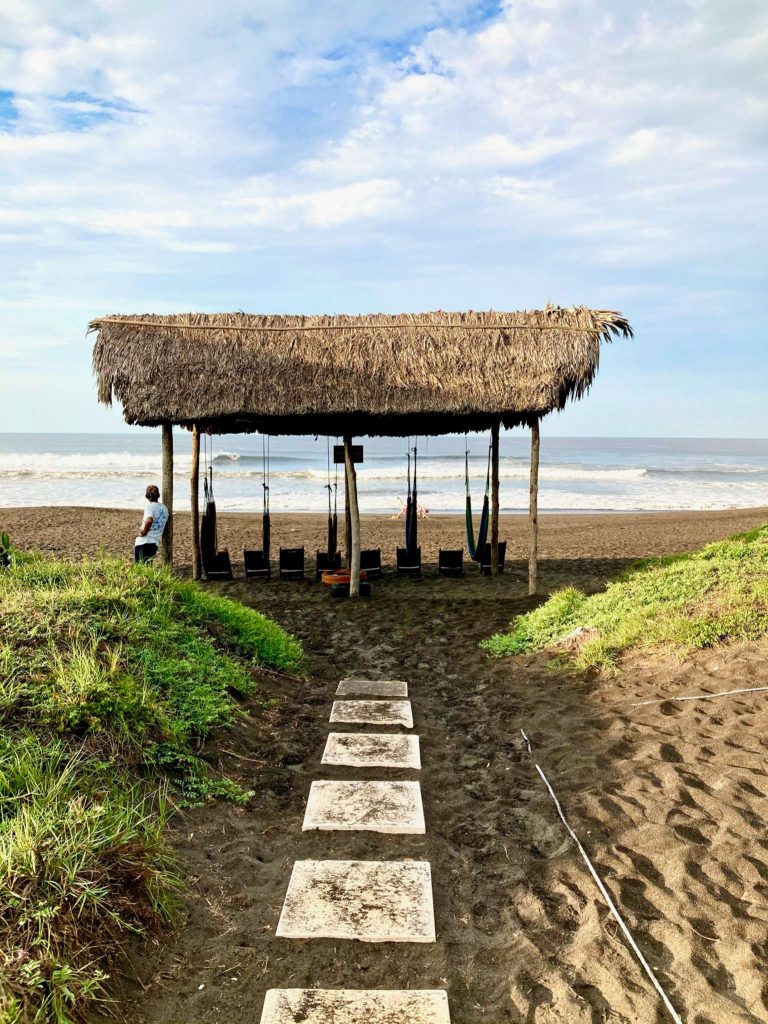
135,500,169,547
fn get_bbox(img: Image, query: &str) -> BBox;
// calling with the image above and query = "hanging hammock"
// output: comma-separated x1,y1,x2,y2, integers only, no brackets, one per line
325,437,338,560
466,438,491,562
200,434,233,579
243,435,270,579
405,443,418,557
200,435,218,566
262,434,271,560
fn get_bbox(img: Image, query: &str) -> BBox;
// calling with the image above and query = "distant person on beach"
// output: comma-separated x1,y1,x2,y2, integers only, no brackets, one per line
134,485,168,562
392,497,430,520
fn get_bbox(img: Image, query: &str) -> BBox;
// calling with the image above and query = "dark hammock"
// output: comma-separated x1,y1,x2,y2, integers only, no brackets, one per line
465,444,491,561
261,437,271,559
326,483,338,559
200,468,218,565
405,446,418,556
262,509,271,561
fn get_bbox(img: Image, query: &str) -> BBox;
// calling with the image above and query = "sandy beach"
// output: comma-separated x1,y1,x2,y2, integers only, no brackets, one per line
4,505,768,569
6,503,750,1023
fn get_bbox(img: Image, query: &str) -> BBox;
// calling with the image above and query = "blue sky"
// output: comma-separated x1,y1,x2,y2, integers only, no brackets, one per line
0,0,766,436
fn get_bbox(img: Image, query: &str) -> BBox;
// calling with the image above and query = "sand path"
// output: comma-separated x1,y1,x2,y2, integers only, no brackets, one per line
89,527,768,1023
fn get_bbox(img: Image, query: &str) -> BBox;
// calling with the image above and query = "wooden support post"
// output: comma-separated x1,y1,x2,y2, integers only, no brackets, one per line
344,467,352,570
344,435,361,598
191,425,201,581
161,423,174,565
490,420,500,576
528,418,540,596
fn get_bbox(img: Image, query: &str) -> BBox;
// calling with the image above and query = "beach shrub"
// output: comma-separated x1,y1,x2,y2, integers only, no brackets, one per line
482,523,768,670
0,553,303,1022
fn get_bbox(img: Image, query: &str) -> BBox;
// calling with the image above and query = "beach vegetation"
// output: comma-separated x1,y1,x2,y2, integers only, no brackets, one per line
0,552,302,1022
0,533,11,568
482,524,768,670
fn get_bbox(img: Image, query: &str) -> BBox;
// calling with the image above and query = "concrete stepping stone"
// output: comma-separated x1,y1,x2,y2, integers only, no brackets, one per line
260,988,450,1023
330,699,413,728
322,732,421,769
336,679,408,698
303,781,425,834
276,860,435,942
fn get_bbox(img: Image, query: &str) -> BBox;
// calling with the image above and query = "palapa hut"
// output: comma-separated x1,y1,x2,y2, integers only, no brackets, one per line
89,306,632,594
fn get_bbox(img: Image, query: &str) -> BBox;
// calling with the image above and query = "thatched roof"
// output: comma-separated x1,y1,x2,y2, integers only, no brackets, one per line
89,306,632,436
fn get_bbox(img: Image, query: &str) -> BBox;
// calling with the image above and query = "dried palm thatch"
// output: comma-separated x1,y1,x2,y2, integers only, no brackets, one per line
90,306,632,435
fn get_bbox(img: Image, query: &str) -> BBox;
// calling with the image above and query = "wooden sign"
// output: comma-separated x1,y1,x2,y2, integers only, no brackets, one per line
334,444,364,465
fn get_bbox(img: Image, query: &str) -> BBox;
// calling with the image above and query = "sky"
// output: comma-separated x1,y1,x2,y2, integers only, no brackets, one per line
0,0,766,437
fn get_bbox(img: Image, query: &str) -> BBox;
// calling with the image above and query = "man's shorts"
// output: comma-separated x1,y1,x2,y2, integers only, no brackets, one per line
134,543,158,563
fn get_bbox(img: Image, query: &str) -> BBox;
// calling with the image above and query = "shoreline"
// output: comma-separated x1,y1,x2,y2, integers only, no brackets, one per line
4,504,768,515
6,505,768,516
4,505,766,567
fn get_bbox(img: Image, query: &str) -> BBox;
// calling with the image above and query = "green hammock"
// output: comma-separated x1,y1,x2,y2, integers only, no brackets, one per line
466,442,491,561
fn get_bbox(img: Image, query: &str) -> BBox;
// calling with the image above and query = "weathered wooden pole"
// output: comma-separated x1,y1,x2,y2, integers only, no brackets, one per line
490,420,500,575
344,466,352,570
191,425,201,580
344,435,361,598
528,418,540,595
161,423,174,565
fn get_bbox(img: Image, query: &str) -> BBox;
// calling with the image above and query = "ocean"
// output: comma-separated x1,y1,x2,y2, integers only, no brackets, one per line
1,433,767,515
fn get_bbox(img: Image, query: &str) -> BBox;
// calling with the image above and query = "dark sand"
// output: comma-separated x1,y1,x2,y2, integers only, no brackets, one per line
5,507,768,1023
3,505,768,568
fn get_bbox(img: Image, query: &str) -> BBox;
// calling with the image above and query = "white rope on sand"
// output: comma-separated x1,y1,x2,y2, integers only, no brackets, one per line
520,729,683,1024
632,684,768,708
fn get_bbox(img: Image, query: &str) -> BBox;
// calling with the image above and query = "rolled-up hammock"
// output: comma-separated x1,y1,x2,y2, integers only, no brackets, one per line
262,437,271,559
466,444,491,561
324,438,338,562
200,468,218,565
262,510,271,561
405,446,418,557
326,486,338,561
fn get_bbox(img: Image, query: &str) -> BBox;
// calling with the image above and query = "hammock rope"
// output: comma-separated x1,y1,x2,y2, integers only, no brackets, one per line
466,435,491,561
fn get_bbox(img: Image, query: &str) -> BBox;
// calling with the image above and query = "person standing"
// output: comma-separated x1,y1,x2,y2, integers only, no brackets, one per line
134,484,168,562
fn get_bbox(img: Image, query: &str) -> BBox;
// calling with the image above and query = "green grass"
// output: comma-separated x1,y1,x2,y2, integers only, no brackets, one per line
0,551,303,1022
482,523,768,670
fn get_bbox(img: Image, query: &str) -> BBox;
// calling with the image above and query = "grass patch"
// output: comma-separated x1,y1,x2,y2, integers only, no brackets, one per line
0,551,302,1022
482,523,768,670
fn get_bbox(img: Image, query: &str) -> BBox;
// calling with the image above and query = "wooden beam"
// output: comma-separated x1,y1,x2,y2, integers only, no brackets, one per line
344,468,352,570
160,423,174,565
490,420,500,575
344,434,361,598
191,425,201,580
528,419,540,595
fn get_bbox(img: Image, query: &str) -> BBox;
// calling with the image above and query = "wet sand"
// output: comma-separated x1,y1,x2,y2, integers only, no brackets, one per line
8,506,768,1022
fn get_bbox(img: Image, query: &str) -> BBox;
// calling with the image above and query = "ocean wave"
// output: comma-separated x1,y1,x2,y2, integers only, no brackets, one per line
2,452,767,514
0,452,163,473
2,480,766,513
248,462,652,484
211,451,315,464
647,464,768,477
0,464,650,484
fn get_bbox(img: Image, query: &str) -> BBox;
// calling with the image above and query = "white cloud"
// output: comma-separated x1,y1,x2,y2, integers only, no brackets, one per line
0,0,766,431
609,128,663,165
224,178,403,228
2,0,764,257
0,329,72,357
